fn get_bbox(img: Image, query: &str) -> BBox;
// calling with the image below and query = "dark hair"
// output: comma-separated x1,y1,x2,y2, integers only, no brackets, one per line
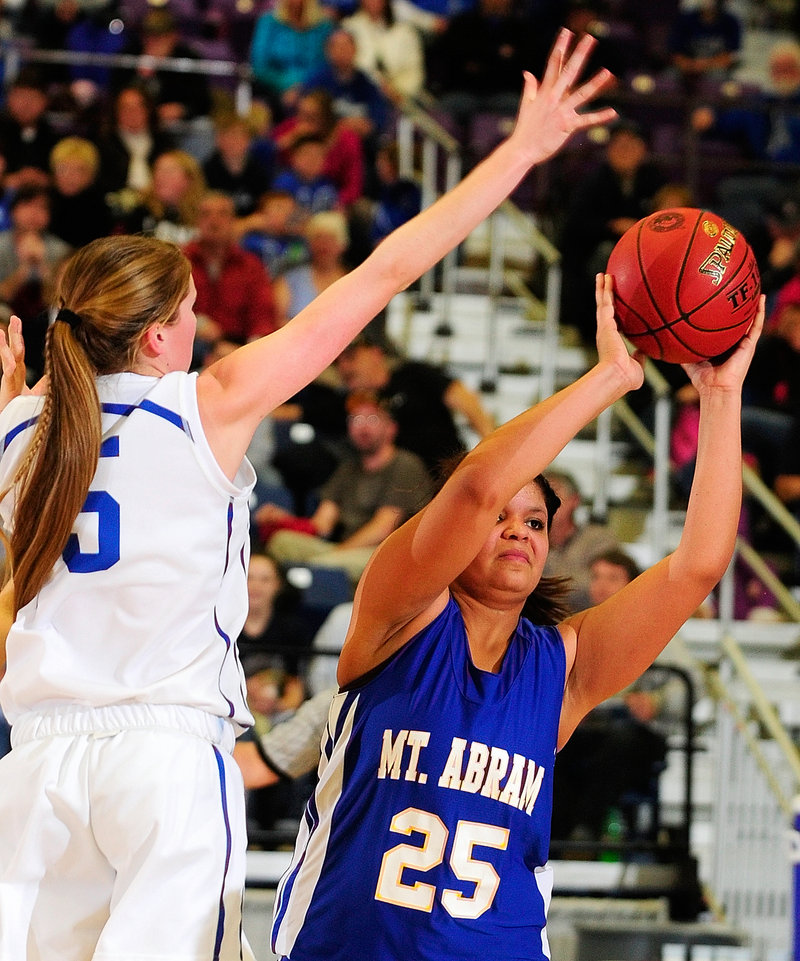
7,67,47,94
10,184,50,211
298,89,338,137
590,548,641,583
608,118,650,147
338,328,400,358
291,133,327,154
345,389,392,416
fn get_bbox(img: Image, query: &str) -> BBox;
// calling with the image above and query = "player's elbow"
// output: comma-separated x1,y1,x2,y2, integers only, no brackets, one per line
670,550,730,596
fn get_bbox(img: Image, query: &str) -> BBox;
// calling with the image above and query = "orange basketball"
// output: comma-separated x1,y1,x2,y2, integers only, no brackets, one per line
606,207,760,363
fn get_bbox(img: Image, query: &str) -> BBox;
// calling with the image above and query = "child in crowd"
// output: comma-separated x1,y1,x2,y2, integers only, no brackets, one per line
273,135,340,218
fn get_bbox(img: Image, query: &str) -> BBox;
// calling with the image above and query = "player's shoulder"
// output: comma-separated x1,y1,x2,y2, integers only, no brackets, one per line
0,393,45,445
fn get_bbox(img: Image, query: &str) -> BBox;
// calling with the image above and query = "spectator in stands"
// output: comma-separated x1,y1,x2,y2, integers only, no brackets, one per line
48,136,113,249
561,0,635,79
426,0,543,144
96,84,174,200
342,0,426,104
772,418,800,583
391,0,475,39
64,3,129,106
349,138,421,262
666,0,742,90
234,685,337,790
272,88,365,210
334,332,495,475
202,113,274,218
182,191,278,363
273,210,350,326
303,27,391,179
256,389,433,582
364,139,421,246
237,189,310,279
691,38,800,264
249,0,336,121
119,148,206,243
550,546,669,849
20,0,118,70
740,303,800,489
238,551,309,698
0,185,72,382
305,600,353,696
536,467,620,613
272,135,340,218
588,547,640,606
239,550,311,832
0,147,14,235
0,70,58,191
558,119,666,343
113,8,212,129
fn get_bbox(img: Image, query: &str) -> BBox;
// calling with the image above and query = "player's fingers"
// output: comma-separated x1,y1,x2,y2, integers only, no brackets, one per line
567,66,616,113
7,316,24,366
521,70,539,101
540,27,573,89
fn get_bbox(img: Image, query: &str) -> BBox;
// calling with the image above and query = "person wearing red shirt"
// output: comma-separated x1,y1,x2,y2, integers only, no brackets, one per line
183,190,277,363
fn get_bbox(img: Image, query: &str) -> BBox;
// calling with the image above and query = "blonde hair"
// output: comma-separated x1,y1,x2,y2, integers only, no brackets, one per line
306,210,349,247
8,235,192,611
50,136,101,177
274,0,328,27
144,150,207,226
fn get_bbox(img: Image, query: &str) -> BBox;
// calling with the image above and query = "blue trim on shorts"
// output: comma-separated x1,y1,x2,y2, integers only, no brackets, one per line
212,745,234,961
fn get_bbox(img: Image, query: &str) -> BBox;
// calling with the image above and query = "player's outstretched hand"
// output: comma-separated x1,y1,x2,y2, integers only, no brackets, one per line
683,295,765,395
0,316,27,413
594,273,644,394
510,28,618,166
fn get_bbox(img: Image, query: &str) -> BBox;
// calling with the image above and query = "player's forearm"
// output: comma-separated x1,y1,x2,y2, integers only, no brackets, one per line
674,390,742,582
465,359,633,508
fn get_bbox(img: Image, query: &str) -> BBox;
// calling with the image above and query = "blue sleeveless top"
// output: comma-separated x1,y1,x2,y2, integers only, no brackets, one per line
272,596,566,960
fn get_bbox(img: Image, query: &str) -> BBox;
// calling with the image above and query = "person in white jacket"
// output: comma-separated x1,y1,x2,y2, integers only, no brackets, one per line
343,0,426,103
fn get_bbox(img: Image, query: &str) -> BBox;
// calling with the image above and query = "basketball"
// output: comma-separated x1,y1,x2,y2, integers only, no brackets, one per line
606,207,761,364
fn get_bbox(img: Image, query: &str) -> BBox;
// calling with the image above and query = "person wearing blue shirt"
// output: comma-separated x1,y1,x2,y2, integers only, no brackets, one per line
303,28,391,155
667,0,741,87
250,0,336,120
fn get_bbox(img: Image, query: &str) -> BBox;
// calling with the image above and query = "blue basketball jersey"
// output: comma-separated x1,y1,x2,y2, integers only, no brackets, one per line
272,596,566,960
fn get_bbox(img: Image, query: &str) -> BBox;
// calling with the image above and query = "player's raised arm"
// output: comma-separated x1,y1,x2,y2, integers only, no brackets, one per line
337,274,642,685
197,29,618,476
557,288,765,745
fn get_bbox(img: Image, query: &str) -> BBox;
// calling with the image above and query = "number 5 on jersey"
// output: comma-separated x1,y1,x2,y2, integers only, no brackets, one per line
62,437,121,573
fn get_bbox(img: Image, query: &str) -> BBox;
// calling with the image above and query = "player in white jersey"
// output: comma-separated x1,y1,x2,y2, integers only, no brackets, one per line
0,28,619,961
272,275,764,959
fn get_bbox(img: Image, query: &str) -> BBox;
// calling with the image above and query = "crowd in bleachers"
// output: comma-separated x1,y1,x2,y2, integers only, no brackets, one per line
5,0,800,840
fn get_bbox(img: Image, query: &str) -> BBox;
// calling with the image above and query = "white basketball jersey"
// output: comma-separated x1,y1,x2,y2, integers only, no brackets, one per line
0,371,256,730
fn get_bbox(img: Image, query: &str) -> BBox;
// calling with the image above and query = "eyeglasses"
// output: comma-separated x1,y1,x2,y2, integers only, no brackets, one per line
347,413,382,427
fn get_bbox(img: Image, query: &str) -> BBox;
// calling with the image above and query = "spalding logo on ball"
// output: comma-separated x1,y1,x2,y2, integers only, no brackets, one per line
607,207,761,363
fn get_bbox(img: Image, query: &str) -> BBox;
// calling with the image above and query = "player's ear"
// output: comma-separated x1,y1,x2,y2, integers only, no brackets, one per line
139,322,165,358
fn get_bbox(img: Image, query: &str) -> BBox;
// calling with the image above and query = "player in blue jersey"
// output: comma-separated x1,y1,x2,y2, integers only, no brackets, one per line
0,27,618,961
272,275,764,960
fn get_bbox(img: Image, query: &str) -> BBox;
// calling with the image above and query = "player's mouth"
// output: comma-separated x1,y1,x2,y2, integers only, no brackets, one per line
498,549,530,564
